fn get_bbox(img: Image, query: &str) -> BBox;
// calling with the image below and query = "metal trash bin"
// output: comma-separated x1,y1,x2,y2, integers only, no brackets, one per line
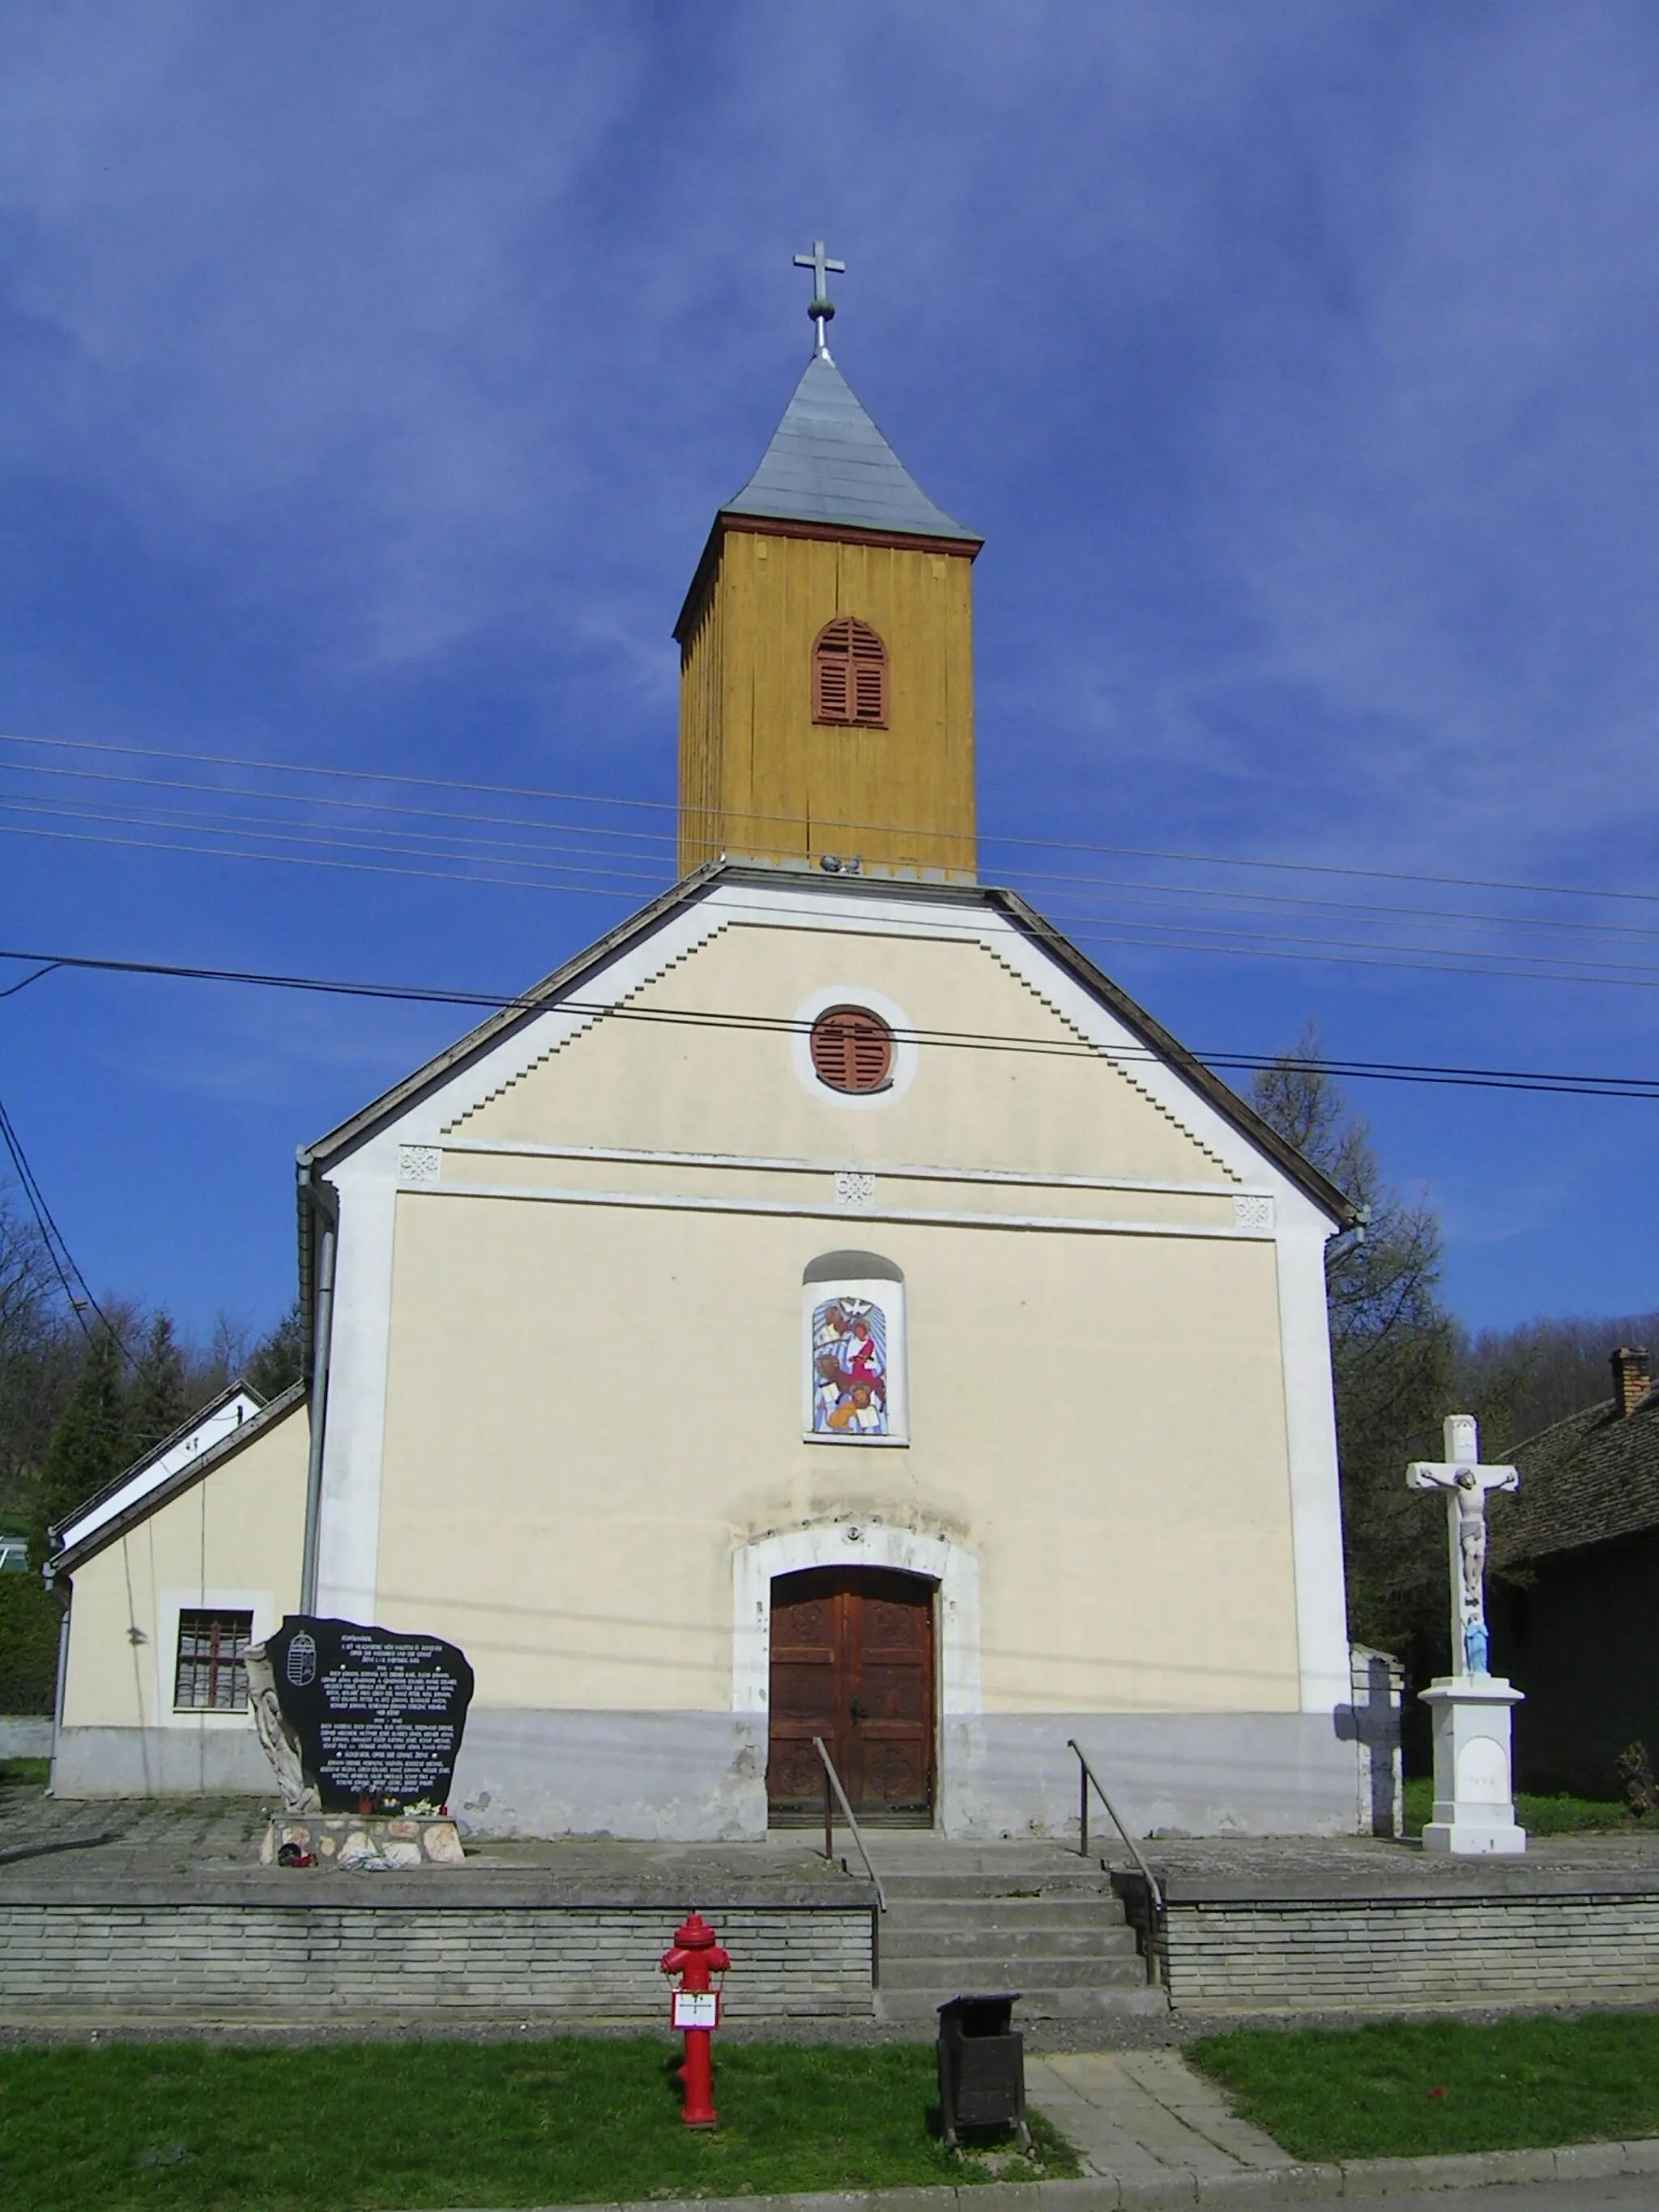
936,1992,1030,2151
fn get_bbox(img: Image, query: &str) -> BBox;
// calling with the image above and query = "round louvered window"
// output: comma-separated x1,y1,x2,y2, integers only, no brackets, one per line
808,1006,894,1094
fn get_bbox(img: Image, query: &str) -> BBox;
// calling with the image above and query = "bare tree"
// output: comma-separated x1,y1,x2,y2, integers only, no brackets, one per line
0,1186,77,1527
1252,1029,1456,1667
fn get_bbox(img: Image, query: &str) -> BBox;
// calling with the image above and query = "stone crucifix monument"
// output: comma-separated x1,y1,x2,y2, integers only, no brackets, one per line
1406,1413,1527,1855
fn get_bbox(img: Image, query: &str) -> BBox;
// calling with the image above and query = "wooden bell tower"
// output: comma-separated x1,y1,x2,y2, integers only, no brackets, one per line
676,250,981,882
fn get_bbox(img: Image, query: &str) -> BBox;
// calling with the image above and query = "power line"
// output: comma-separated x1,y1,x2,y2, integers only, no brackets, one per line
3,943,1657,1101
10,760,1659,946
11,732,1659,988
21,784,1659,956
0,794,670,891
5,727,1656,909
0,1088,122,1349
5,813,1658,992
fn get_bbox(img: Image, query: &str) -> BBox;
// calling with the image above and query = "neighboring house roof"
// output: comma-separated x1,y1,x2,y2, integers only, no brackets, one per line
1491,1390,1659,1569
720,352,980,546
49,1380,304,1576
296,863,1360,1231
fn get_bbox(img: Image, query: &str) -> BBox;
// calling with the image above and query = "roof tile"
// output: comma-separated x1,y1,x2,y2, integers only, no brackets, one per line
1491,1388,1659,1566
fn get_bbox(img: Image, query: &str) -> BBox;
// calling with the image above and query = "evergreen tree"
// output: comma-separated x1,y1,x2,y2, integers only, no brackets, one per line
1252,1027,1455,1669
36,1326,127,1536
246,1302,304,1401
125,1312,190,1461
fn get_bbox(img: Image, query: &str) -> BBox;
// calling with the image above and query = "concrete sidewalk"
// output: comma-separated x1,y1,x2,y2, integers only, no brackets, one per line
1026,2049,1286,2181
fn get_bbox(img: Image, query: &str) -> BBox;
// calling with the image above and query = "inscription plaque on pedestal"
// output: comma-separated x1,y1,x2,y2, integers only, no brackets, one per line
265,1615,475,1815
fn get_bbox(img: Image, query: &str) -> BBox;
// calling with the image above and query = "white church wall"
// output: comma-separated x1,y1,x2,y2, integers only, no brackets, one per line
352,1181,1338,1836
369,1196,1305,1714
305,879,1355,1838
944,1711,1358,1839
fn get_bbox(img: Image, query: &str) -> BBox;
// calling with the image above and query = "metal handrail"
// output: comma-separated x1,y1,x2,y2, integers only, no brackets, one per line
1067,1737,1164,1916
812,1735,888,1912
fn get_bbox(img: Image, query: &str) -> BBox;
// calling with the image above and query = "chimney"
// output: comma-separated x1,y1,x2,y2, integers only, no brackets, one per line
1610,1345,1652,1417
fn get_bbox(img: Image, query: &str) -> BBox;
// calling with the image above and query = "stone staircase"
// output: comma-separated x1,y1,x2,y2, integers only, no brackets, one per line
862,1835,1166,2023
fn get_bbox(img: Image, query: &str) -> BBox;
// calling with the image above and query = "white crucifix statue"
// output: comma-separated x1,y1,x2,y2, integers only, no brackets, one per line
1406,1413,1517,1677
1405,1413,1527,1856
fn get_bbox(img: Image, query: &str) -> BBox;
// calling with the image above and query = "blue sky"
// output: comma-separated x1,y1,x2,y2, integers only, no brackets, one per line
1,2,1656,1347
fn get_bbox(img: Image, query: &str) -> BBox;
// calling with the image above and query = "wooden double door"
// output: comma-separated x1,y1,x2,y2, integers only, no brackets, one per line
767,1567,936,1825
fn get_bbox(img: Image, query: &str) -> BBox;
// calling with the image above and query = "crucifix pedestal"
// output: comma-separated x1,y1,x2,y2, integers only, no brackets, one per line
1418,1674,1526,1855
1407,1414,1527,1856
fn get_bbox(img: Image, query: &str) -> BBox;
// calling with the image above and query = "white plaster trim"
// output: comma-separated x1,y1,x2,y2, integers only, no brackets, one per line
731,1524,981,1718
1274,1218,1353,1717
789,982,919,1110
312,1145,399,1622
416,1179,1265,1240
58,1393,262,1554
801,1274,909,1443
435,1135,1262,1203
156,1587,278,1731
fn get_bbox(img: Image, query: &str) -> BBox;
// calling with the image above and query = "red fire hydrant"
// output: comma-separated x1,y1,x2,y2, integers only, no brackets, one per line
660,1910,731,2128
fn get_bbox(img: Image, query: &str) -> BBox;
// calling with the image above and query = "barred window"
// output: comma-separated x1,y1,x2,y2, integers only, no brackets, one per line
173,1609,254,1711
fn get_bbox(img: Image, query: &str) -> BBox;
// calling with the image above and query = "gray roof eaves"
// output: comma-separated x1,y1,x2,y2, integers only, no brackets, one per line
50,1383,308,1578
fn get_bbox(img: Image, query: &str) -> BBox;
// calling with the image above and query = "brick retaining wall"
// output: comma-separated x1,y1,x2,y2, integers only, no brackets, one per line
0,1900,874,2022
1162,1892,1659,2010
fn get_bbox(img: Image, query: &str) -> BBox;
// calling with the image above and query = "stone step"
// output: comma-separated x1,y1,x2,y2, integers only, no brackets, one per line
876,1952,1149,1992
865,1846,1094,1865
876,1870,1111,1899
865,1843,1097,1864
881,1923,1139,1963
874,1983,1167,2023
881,1898,1132,1934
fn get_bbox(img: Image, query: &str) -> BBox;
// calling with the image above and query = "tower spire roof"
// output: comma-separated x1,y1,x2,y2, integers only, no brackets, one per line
722,351,979,545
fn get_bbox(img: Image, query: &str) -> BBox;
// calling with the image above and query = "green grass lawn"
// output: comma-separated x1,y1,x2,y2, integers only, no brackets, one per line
1402,1775,1643,1835
1192,2012,1659,2162
0,1757,49,1789
0,2036,1076,2210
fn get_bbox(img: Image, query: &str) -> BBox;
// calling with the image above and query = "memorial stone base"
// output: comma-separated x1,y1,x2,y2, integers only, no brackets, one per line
1419,1674,1527,1856
261,1814,467,1869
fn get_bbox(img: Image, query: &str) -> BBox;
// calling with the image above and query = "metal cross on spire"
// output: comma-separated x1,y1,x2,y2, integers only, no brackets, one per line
793,238,846,356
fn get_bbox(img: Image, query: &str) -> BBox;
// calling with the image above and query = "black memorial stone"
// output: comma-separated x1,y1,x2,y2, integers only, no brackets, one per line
266,1615,475,1814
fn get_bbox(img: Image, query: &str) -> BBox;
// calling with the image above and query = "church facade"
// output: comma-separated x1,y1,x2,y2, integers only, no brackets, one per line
49,308,1364,1838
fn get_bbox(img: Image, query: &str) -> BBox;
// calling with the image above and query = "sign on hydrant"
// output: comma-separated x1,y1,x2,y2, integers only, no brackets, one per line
661,1910,731,2129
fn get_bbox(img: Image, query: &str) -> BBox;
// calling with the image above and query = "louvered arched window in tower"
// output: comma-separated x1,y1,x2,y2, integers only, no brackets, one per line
812,617,889,728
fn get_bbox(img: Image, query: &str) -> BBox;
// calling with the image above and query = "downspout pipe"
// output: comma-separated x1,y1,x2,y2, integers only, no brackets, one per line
48,1579,70,1796
299,1179,338,1614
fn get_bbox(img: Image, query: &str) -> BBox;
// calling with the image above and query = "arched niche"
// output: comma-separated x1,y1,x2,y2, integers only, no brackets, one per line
802,1253,907,1443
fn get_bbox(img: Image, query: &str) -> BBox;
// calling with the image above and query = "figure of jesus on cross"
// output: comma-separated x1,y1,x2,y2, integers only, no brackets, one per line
1407,1414,1518,1677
